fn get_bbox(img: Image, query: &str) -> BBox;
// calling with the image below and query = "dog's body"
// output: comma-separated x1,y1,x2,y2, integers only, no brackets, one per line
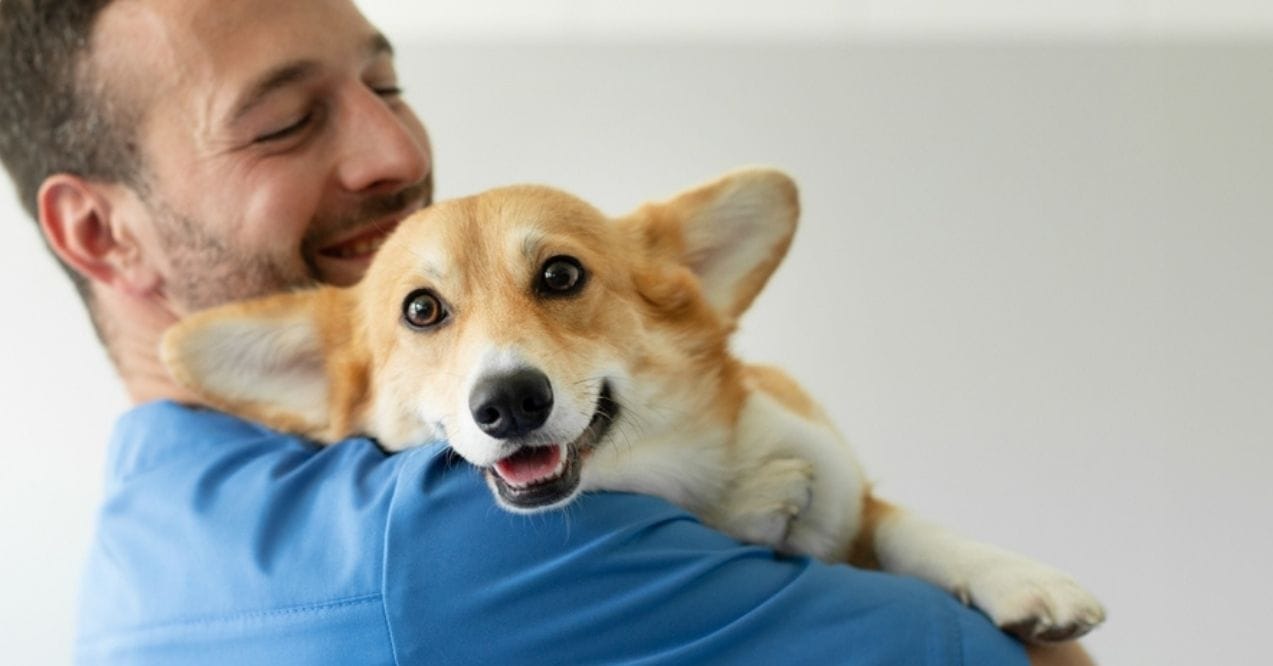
163,168,1104,642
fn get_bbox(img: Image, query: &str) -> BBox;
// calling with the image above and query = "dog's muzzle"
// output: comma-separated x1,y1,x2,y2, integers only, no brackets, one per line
478,380,617,511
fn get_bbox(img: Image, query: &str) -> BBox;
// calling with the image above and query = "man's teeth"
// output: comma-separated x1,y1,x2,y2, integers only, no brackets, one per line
329,232,388,259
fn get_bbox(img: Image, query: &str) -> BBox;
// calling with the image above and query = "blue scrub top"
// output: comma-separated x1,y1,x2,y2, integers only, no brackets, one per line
75,401,1026,664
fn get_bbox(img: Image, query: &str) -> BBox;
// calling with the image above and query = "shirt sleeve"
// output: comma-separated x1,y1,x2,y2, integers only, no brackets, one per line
383,447,1028,665
77,405,407,665
78,403,1026,665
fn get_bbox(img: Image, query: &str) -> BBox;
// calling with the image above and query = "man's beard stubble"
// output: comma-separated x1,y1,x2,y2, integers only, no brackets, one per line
151,175,432,312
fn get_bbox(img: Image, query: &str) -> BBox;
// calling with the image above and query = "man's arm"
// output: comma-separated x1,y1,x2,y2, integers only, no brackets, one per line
79,403,1044,664
384,446,1029,664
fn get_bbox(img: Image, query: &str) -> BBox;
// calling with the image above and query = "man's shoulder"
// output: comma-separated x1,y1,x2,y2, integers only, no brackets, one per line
104,401,325,481
77,402,428,664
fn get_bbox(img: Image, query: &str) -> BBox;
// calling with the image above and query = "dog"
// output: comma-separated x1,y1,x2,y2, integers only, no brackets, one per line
162,167,1105,643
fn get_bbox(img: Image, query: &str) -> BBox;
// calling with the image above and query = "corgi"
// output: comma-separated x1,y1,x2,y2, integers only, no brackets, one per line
162,168,1105,643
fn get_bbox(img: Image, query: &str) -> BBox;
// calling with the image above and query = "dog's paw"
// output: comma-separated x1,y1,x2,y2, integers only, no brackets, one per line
961,555,1106,643
720,457,815,549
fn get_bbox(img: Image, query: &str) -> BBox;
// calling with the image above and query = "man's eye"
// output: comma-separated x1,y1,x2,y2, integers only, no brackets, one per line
373,85,403,98
254,112,313,143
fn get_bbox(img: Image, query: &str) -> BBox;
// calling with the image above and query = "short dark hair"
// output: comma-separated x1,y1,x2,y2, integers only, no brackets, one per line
0,0,140,312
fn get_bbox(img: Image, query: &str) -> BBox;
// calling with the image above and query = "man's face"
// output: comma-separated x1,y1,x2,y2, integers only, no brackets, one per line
94,0,432,311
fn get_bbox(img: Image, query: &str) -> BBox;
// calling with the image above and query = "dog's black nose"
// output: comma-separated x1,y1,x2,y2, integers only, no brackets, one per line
469,369,554,439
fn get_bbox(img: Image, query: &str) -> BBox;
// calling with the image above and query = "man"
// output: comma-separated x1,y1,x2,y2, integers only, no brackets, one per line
1,0,1090,663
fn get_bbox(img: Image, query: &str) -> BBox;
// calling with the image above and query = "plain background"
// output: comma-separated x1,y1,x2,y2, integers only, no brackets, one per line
3,2,1271,664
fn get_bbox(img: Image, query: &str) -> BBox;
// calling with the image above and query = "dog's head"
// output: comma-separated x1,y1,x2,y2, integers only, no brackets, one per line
162,167,798,512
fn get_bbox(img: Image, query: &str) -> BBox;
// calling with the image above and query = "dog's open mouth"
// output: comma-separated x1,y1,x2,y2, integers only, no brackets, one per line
484,382,616,510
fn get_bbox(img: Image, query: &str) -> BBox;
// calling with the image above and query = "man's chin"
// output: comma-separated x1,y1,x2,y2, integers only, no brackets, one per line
313,253,375,287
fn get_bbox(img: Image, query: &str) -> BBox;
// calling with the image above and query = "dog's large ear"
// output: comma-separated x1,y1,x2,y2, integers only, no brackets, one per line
627,167,799,322
160,287,369,442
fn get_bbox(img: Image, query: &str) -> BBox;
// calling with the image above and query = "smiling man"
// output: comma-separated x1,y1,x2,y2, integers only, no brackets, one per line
1,1,1088,664
10,0,430,405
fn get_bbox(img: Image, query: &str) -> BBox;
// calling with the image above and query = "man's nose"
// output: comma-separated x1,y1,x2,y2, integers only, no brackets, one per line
335,86,430,194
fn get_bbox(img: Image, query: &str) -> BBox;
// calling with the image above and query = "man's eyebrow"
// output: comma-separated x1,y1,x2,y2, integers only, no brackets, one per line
226,33,394,126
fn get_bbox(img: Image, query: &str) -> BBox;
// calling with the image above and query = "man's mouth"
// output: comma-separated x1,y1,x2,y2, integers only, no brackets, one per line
317,220,401,260
484,382,617,511
310,218,406,286
307,177,432,286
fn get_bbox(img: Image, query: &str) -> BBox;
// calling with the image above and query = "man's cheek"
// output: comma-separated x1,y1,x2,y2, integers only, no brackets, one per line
240,170,321,249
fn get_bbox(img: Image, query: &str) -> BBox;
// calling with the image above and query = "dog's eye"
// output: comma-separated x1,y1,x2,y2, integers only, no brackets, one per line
538,256,587,296
402,289,447,329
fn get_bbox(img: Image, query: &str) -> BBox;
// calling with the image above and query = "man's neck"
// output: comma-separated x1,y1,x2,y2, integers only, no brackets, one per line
97,287,203,405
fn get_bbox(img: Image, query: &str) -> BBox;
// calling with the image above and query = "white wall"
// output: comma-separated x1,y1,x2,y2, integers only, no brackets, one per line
358,0,1273,39
2,7,1271,665
405,42,1273,663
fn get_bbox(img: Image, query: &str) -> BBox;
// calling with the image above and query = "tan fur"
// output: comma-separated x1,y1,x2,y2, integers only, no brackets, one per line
161,288,369,441
848,494,898,569
163,168,1103,644
743,364,828,423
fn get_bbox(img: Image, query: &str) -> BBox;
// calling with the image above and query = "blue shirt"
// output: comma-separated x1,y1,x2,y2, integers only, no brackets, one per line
76,401,1027,664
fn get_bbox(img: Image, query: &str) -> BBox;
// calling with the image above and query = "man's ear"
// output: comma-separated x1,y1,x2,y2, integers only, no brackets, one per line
160,287,369,442
625,167,799,322
37,174,160,296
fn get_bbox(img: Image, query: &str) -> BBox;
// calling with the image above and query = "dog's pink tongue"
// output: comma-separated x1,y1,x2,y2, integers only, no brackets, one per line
494,446,562,486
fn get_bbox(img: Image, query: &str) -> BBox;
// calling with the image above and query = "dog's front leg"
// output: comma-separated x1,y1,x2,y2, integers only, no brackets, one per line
860,497,1106,643
712,456,817,552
